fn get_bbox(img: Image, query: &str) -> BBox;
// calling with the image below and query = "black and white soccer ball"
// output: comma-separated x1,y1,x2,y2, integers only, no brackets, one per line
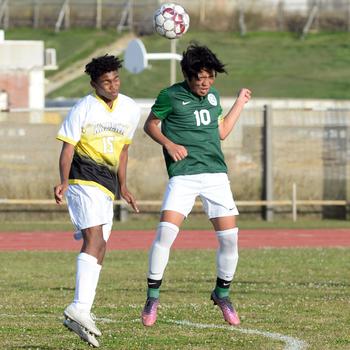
153,3,190,39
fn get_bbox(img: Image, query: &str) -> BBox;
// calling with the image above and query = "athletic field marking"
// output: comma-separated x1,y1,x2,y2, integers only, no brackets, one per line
0,314,308,349
168,320,308,350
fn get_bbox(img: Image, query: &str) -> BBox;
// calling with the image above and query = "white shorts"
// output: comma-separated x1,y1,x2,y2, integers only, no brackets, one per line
65,184,114,231
161,173,239,219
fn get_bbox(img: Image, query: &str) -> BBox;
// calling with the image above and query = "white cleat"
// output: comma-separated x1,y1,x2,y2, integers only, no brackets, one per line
64,304,102,337
64,318,100,348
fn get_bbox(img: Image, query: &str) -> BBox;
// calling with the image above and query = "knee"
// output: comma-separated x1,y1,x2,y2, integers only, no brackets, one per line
217,228,238,251
96,237,106,252
83,227,106,250
154,221,179,249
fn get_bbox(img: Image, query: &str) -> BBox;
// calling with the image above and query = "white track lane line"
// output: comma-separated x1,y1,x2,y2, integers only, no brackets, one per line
168,320,307,350
0,314,308,349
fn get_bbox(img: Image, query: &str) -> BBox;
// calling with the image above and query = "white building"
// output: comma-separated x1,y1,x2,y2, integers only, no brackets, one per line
0,30,57,110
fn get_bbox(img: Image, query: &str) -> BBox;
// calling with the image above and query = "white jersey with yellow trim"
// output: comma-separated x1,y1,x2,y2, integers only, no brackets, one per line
57,93,140,199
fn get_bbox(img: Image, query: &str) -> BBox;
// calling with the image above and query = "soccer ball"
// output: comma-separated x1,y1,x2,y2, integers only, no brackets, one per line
153,3,190,39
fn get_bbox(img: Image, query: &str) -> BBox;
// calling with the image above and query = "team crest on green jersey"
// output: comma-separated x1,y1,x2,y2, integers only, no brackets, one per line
208,93,217,106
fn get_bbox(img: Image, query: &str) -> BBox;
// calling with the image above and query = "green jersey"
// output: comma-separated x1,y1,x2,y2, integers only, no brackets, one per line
151,81,227,178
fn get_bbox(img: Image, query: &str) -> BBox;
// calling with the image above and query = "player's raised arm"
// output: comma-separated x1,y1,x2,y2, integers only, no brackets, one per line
219,88,252,140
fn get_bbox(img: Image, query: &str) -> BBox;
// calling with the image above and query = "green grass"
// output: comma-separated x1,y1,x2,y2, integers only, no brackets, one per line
0,248,349,349
1,215,350,232
4,29,350,98
40,30,350,99
126,31,350,99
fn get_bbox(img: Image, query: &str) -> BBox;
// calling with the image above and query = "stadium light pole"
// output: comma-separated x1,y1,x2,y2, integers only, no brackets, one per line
170,39,177,85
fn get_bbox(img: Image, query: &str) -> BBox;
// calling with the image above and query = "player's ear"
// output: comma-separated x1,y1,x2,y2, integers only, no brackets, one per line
90,80,96,89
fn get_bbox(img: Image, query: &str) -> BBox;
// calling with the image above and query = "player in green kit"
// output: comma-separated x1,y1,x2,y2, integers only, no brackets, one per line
141,43,251,327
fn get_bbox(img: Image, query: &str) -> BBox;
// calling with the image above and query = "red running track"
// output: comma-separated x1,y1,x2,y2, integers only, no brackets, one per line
0,229,349,251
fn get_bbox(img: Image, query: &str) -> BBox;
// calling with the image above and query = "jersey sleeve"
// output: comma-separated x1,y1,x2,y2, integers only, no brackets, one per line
56,100,86,145
151,88,173,120
216,94,224,124
218,105,224,124
125,102,141,144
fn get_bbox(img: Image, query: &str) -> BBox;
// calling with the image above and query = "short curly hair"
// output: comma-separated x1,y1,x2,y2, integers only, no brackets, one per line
85,54,123,82
180,43,226,81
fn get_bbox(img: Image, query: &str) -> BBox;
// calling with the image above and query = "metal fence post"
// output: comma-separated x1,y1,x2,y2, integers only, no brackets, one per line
292,182,297,222
263,105,273,221
96,0,102,30
114,182,128,222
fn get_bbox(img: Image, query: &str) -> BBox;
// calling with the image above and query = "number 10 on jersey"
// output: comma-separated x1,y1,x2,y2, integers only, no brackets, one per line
194,109,211,126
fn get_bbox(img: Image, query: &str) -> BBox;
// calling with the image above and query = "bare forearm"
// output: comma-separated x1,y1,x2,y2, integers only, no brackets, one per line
219,88,252,140
220,100,246,139
117,148,128,190
144,120,173,148
144,113,188,161
59,144,74,184
54,142,74,204
117,145,139,212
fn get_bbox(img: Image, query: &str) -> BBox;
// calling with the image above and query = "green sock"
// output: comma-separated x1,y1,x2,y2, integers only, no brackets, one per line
147,287,160,298
214,286,229,298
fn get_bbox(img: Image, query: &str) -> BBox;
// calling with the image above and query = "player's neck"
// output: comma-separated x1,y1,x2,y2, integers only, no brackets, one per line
96,93,117,108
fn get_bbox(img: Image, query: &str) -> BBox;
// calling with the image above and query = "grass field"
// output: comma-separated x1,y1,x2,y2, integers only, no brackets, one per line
1,248,349,349
2,27,350,349
5,29,350,99
49,31,350,100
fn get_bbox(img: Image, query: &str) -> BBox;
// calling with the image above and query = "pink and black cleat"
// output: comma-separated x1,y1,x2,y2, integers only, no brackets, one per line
211,291,240,326
141,297,159,327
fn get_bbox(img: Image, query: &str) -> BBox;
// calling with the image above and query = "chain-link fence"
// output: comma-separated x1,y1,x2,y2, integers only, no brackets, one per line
1,101,349,219
0,0,349,33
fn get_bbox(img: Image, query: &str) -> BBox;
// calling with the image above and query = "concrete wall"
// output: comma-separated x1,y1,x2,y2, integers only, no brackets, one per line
0,40,44,69
1,102,349,219
0,90,8,110
0,72,29,109
0,40,46,109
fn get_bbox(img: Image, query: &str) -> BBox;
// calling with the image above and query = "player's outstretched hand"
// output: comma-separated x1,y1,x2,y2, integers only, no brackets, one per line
120,187,139,213
165,142,188,162
237,88,252,104
54,183,68,205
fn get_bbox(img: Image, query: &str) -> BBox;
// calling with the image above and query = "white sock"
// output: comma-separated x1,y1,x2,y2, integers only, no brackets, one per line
148,222,179,280
73,252,102,313
216,228,239,281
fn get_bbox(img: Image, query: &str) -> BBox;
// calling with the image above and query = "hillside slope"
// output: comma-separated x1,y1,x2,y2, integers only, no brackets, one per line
47,31,350,100
45,32,135,95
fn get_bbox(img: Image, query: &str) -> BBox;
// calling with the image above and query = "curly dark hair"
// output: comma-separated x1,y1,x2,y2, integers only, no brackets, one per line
85,54,123,82
180,43,226,81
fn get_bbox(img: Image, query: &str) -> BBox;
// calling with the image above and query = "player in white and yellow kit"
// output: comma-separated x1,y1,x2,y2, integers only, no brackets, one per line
54,55,140,347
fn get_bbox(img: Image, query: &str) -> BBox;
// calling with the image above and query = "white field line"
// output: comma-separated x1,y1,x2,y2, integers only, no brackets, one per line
169,320,307,350
0,314,308,350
